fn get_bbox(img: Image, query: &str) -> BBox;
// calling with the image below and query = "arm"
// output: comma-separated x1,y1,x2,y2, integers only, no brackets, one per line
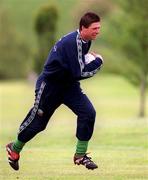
82,57,103,77
63,34,103,80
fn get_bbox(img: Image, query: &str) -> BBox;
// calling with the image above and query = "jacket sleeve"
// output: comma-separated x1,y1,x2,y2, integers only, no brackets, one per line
62,35,103,80
82,57,103,77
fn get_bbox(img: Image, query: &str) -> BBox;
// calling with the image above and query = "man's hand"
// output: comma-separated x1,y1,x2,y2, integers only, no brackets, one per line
89,52,97,58
90,52,104,63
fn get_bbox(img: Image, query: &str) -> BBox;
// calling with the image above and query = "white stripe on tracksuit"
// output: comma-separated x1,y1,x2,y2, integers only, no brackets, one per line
18,81,46,134
76,33,100,77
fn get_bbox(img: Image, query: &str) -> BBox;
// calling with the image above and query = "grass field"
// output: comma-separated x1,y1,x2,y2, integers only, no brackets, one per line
0,74,148,180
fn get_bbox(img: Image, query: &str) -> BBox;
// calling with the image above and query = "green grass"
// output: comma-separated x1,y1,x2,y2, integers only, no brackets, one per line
0,75,148,179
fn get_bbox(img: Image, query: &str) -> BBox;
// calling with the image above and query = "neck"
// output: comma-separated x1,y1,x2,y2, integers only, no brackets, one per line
79,30,89,41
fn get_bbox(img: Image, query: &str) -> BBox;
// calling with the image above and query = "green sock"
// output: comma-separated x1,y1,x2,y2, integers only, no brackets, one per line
12,139,25,153
76,140,88,156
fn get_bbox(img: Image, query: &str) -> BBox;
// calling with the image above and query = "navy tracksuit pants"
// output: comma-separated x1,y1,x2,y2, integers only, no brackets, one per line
18,78,96,143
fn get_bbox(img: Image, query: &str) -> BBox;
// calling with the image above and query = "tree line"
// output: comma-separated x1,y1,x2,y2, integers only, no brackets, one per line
0,0,147,116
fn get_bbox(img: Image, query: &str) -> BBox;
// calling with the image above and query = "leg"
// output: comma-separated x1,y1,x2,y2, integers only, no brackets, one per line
63,82,98,170
18,81,62,142
63,82,96,141
6,80,62,170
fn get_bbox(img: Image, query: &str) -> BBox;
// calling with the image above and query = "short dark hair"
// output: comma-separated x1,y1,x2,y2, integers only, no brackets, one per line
79,12,100,30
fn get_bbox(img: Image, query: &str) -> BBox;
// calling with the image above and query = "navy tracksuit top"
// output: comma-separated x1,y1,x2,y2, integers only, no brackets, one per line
37,30,103,86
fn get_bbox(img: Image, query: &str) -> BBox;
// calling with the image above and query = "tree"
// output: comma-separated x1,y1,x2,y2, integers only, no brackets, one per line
104,0,148,117
0,8,31,79
74,0,148,116
34,4,58,74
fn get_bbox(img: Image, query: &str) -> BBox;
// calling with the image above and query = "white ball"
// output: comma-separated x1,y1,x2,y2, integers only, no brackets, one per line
85,53,95,64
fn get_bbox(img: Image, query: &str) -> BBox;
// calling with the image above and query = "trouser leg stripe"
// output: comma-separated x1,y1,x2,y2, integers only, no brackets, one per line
18,81,46,134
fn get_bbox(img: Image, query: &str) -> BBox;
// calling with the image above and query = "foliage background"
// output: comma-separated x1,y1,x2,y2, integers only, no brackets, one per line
0,0,148,179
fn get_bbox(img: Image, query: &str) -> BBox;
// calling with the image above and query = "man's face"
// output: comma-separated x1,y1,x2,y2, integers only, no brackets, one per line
81,22,101,40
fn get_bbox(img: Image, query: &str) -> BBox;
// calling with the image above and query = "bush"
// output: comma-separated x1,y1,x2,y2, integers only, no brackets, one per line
34,4,58,74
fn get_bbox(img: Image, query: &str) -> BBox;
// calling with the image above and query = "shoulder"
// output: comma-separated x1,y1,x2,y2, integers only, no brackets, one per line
61,31,78,45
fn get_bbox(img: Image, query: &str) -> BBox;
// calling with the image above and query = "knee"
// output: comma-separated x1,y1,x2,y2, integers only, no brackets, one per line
88,107,96,121
80,106,96,122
